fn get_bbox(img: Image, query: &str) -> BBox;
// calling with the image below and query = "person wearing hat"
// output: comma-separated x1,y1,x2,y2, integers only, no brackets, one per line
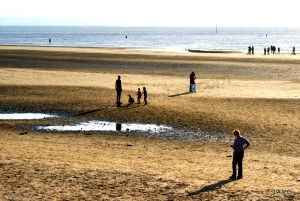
230,129,250,180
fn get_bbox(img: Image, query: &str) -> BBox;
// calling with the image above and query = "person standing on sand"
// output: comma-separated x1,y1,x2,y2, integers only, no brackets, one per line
189,71,196,93
136,88,142,104
143,87,147,105
251,46,254,55
115,75,122,105
247,46,251,55
292,46,296,55
230,129,250,180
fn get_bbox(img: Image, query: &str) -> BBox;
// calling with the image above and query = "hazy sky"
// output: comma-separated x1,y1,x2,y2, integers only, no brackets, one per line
0,0,299,26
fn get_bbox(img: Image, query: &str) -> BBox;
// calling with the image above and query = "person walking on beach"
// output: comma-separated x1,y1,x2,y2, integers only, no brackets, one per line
267,47,270,55
247,46,251,55
189,71,196,93
115,75,122,106
230,129,250,180
278,47,280,54
251,46,254,55
264,47,266,55
136,88,142,104
292,46,296,55
143,87,148,105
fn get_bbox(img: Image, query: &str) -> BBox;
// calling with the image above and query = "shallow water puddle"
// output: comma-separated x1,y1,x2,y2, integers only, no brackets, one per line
0,113,58,120
36,120,225,141
37,121,173,133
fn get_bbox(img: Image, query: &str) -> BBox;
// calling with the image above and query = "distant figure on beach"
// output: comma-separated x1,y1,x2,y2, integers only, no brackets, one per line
251,46,254,55
136,88,142,104
264,47,266,55
229,129,250,180
292,46,296,55
267,47,270,55
278,47,280,54
127,94,134,106
126,35,127,39
272,46,276,54
189,71,196,93
247,46,251,55
115,75,122,106
143,87,147,105
49,38,51,43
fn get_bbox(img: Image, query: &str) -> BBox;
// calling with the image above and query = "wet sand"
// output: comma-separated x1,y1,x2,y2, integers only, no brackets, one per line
0,46,299,200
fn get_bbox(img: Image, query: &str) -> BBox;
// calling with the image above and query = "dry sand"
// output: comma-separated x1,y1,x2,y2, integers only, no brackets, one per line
0,46,299,200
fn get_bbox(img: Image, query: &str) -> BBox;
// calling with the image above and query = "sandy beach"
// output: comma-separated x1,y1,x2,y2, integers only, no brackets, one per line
0,46,299,200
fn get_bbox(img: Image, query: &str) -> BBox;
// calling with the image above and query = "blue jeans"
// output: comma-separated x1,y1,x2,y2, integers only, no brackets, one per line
190,84,196,92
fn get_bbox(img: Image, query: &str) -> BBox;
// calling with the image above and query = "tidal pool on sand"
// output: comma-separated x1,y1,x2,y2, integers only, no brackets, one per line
37,120,173,133
36,120,225,141
0,113,59,120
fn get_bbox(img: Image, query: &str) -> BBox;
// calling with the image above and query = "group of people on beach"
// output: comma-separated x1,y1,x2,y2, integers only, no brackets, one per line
247,46,255,55
264,45,280,55
115,75,147,107
248,45,297,55
116,71,250,181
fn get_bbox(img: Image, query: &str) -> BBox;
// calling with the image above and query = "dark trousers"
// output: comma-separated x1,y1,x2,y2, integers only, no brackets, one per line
232,152,244,178
144,96,147,105
116,91,122,103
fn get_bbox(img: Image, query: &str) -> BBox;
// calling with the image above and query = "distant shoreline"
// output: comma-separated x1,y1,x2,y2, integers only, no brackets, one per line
0,44,244,55
187,49,242,54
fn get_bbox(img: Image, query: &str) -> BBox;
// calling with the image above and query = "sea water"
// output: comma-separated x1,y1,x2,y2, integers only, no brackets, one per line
0,26,300,53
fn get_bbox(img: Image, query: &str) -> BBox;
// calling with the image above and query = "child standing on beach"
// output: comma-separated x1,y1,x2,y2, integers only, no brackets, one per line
136,88,142,104
143,87,147,105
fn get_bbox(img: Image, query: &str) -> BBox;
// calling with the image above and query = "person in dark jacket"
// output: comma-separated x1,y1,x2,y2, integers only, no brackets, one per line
143,87,147,105
230,129,250,180
115,75,122,105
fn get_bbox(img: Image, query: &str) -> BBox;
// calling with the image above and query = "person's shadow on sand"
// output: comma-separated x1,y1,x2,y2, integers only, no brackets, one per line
188,179,235,196
168,92,192,97
72,108,107,117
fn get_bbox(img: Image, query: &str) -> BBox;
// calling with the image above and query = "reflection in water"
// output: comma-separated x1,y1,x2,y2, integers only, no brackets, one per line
116,123,122,131
0,113,58,120
37,120,173,133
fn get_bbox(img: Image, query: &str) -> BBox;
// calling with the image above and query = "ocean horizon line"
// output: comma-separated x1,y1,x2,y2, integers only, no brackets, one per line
1,26,299,53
